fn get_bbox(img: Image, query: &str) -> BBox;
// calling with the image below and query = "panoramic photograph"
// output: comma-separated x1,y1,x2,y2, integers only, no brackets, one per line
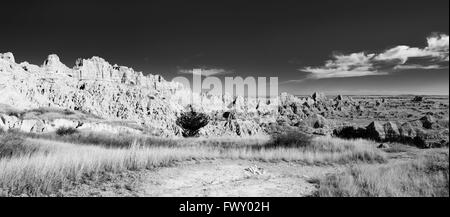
0,0,448,205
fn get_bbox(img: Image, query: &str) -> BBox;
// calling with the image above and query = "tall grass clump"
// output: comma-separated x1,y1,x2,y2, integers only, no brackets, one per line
315,148,449,197
219,136,387,164
207,131,387,165
0,139,220,196
266,131,313,148
0,132,39,159
26,131,178,148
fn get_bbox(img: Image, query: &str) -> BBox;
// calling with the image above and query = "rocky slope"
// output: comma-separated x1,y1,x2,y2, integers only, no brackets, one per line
1,52,187,135
0,52,448,147
0,52,275,136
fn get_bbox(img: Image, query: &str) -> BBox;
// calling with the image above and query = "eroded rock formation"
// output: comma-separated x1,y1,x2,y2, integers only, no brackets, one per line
1,52,448,146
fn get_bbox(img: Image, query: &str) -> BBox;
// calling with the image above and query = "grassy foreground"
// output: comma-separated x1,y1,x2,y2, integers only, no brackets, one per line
315,148,449,197
0,130,387,196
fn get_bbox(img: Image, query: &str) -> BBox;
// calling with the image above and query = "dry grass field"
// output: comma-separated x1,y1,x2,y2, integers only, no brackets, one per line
315,148,449,197
1,128,447,197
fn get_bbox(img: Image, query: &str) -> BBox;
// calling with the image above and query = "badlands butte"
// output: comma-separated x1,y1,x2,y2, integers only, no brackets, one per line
0,52,449,148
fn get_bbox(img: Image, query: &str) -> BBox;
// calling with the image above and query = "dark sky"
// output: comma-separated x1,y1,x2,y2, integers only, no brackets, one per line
1,0,449,95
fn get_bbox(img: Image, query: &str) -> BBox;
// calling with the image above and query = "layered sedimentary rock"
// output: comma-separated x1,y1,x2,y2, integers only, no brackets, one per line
0,53,185,136
1,52,448,145
0,53,274,136
333,115,449,148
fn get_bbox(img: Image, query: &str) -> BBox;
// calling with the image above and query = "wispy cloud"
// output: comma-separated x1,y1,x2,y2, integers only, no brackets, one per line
178,67,233,77
375,33,449,63
297,33,449,81
393,64,447,70
301,52,388,80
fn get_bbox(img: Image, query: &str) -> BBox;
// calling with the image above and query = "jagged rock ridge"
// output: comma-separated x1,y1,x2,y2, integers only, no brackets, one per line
0,52,273,136
1,52,448,146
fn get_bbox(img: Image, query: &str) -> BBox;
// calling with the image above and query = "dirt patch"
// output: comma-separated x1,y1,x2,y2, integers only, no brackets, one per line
61,171,144,197
59,159,343,197
135,159,342,197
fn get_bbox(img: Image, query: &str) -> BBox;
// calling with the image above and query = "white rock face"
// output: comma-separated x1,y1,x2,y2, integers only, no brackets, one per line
49,119,81,130
77,122,142,135
0,114,22,129
0,52,278,137
42,54,70,74
20,119,46,133
0,52,15,63
1,52,358,137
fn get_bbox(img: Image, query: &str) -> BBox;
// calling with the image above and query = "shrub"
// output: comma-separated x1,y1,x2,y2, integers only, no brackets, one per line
266,130,313,148
176,111,209,137
63,109,75,115
56,127,79,136
6,111,21,118
412,96,424,102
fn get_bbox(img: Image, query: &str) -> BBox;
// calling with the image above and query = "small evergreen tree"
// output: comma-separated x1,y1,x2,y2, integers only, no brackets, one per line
176,110,209,137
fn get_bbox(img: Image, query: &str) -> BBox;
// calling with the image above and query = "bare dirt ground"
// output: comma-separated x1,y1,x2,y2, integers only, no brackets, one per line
63,159,344,197
136,159,343,197
61,144,426,197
